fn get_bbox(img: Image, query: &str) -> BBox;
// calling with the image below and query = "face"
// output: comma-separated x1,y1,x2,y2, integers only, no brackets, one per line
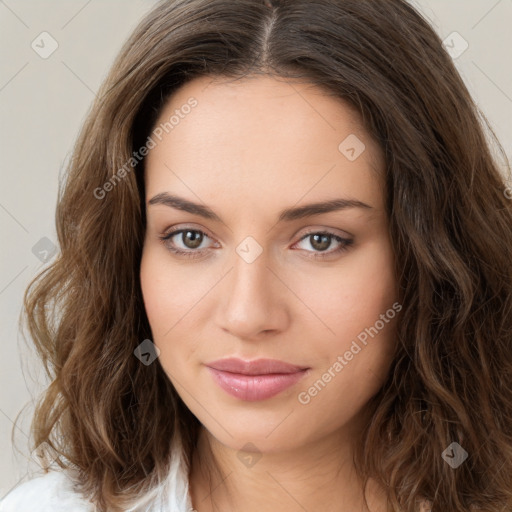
140,75,399,454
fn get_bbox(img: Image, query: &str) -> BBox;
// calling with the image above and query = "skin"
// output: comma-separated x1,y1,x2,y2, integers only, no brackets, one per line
140,74,399,512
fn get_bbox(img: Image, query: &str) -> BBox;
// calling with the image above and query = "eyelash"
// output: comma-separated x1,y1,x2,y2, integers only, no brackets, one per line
158,227,353,260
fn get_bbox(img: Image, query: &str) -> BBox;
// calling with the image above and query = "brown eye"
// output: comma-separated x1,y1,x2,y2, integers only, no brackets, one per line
294,230,354,259
179,230,204,249
309,233,332,252
159,228,215,259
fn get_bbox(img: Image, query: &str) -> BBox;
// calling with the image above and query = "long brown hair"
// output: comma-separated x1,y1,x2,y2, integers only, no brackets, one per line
15,0,512,510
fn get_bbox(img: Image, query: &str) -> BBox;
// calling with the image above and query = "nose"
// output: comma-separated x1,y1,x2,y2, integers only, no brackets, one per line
214,248,290,341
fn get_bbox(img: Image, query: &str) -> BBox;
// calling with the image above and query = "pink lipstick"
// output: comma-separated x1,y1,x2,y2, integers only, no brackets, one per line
205,358,310,401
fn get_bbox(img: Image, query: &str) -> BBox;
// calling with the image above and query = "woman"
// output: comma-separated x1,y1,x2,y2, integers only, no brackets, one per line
2,0,511,511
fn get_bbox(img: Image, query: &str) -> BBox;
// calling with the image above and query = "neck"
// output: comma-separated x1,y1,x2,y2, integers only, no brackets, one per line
188,424,388,512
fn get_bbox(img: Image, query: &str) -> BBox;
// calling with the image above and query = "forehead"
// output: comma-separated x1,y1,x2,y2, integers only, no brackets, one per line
144,75,385,213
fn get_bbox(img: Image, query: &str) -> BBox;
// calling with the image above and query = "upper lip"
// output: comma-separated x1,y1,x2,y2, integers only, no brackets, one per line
206,358,308,375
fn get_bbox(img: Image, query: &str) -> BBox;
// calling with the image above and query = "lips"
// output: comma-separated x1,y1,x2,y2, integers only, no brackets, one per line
205,357,310,401
207,357,308,375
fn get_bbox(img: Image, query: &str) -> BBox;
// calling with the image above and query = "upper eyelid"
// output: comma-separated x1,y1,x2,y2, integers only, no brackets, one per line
162,226,351,247
162,222,352,239
163,225,215,242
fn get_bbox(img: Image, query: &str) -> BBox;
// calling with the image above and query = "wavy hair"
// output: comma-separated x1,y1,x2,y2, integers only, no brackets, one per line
15,0,512,510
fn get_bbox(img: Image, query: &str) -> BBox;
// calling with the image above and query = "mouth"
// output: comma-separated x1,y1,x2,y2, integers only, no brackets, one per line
205,357,310,401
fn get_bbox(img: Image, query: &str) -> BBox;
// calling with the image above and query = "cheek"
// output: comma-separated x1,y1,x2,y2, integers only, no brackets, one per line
140,251,169,336
139,247,206,372
294,237,397,344
293,235,398,412
140,248,189,340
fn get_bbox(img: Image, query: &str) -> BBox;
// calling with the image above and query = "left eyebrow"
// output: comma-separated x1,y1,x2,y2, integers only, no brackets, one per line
147,192,373,223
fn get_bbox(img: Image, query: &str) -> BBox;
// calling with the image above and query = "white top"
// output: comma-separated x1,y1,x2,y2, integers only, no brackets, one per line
0,439,195,512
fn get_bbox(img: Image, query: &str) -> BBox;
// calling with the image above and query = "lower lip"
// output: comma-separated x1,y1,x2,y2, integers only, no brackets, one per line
206,367,309,401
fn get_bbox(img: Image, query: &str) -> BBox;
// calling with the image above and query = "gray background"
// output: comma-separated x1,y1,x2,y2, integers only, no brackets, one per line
1,0,511,497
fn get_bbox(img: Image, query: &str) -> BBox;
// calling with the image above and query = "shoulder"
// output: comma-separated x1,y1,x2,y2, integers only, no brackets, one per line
0,470,95,512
